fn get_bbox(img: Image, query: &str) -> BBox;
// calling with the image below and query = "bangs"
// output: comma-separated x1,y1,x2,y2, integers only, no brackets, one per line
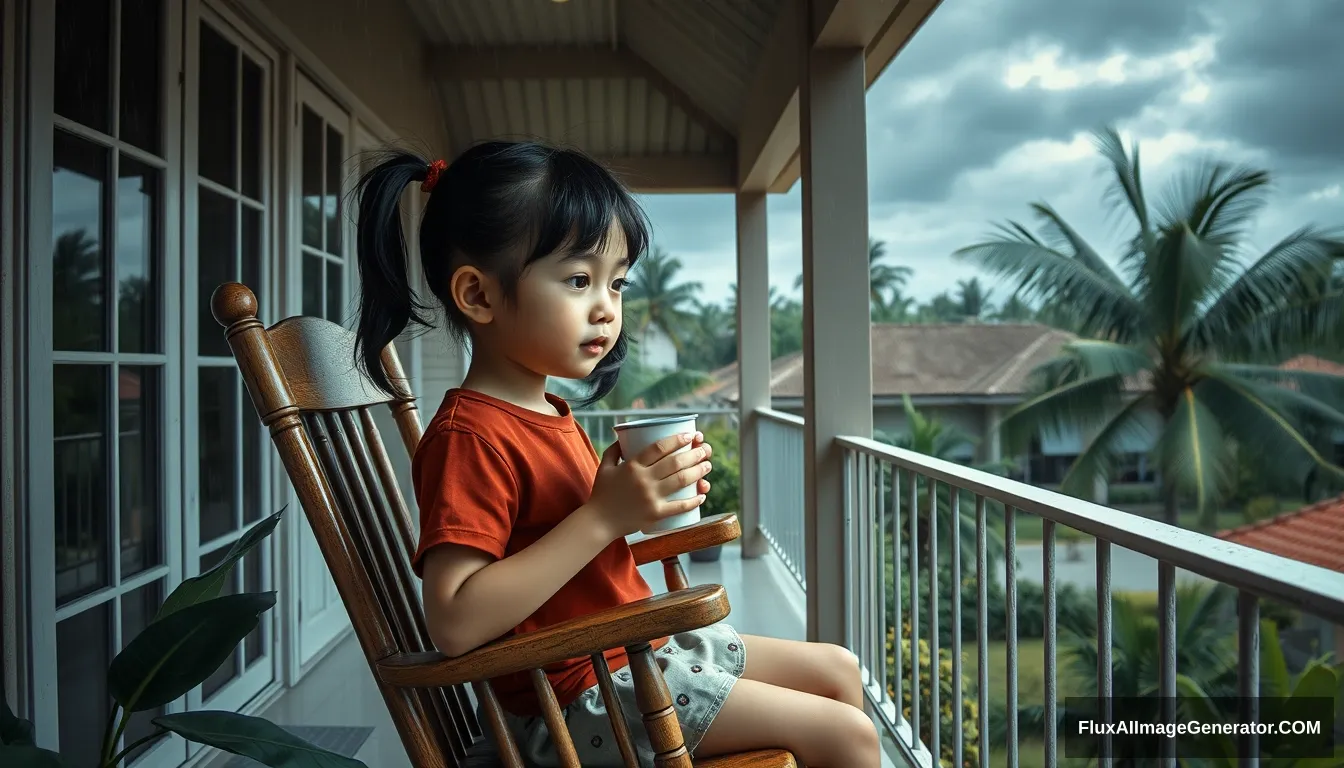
526,151,650,266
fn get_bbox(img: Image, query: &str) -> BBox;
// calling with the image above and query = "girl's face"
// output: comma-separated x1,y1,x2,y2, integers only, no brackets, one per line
504,218,630,381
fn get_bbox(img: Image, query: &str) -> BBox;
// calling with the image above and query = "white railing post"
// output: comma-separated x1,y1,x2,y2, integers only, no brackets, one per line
798,2,872,645
735,192,771,558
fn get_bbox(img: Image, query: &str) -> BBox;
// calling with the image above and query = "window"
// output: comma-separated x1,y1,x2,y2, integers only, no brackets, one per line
183,11,276,717
49,0,173,763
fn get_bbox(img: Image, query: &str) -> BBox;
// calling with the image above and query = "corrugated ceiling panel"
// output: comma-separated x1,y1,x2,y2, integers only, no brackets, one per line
430,0,615,46
440,77,727,158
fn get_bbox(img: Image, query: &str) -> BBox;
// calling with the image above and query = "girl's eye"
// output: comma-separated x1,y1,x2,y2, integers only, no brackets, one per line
613,277,631,292
567,275,590,289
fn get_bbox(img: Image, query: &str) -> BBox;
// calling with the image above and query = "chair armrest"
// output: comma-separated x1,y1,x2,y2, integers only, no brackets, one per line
629,513,741,566
375,584,729,689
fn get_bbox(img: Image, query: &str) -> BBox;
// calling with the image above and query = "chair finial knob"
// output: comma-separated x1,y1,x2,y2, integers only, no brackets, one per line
211,282,260,327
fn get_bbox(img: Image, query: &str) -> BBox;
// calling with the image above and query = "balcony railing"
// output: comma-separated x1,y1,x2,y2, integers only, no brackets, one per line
750,407,1344,768
757,408,806,589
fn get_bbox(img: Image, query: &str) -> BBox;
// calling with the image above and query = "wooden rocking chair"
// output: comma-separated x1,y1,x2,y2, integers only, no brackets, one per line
211,282,797,768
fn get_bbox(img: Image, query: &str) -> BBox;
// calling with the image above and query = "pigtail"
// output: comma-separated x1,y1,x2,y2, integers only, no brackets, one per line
351,151,436,396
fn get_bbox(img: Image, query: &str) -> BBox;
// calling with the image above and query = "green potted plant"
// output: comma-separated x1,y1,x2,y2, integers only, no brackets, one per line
0,509,367,768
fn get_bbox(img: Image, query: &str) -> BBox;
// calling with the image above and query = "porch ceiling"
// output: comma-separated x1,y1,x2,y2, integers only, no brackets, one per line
404,0,941,193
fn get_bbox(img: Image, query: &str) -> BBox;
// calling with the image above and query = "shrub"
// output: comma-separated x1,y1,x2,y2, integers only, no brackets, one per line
888,623,980,768
700,422,741,519
1242,495,1279,524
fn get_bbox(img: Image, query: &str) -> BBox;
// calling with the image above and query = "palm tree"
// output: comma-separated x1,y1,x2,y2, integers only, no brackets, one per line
955,277,993,319
956,127,1344,527
624,245,702,354
992,294,1035,323
794,237,912,311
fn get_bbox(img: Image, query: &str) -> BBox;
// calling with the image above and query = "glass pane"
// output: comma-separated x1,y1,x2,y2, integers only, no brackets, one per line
197,189,236,358
326,261,342,324
241,205,262,298
242,379,263,524
200,546,240,699
324,125,342,253
120,580,164,762
120,366,161,578
199,368,238,543
301,108,323,248
116,157,159,354
57,603,111,767
119,0,162,153
302,252,323,317
53,131,109,352
54,365,110,604
243,548,264,665
198,23,237,188
240,57,264,200
54,0,111,131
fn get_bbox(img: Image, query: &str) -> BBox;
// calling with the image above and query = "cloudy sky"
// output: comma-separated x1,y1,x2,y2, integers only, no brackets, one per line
635,0,1344,310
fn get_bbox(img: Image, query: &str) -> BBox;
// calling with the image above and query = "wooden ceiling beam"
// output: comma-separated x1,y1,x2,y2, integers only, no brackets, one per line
599,153,737,194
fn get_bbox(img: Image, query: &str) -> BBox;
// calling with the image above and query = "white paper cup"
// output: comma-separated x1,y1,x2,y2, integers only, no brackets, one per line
613,413,701,534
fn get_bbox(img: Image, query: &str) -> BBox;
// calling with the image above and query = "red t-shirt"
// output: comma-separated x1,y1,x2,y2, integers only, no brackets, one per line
410,388,667,716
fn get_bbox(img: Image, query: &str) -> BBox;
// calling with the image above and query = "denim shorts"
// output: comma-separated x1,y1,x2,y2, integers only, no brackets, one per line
503,622,747,767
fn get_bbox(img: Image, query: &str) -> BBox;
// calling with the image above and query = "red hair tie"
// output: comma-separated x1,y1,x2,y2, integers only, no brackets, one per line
421,159,447,192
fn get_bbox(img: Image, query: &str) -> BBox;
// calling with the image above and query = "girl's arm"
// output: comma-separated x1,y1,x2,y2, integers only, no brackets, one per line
420,502,615,657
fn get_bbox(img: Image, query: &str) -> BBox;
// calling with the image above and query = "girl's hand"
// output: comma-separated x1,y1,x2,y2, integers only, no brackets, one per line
588,432,713,540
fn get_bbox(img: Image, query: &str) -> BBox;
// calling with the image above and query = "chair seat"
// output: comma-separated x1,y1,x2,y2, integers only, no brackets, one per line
462,738,797,766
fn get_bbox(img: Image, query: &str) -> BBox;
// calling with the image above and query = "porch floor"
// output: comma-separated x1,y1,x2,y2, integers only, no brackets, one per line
213,544,808,767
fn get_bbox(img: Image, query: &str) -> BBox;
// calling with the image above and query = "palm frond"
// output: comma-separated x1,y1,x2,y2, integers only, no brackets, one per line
1092,127,1155,263
635,369,712,408
1216,293,1344,361
1058,394,1155,499
1153,385,1236,518
1211,363,1344,412
954,237,1143,339
1029,202,1128,288
1146,223,1227,338
1155,160,1270,247
1060,339,1152,379
996,374,1129,456
1193,228,1344,354
1196,368,1344,485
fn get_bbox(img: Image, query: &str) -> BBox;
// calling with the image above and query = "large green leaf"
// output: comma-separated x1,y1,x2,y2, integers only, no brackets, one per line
154,711,367,767
1,698,35,746
109,592,276,711
1259,619,1291,698
156,511,282,621
1153,385,1233,518
0,745,67,767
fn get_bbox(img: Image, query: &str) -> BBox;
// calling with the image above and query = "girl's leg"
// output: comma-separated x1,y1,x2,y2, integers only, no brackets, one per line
738,633,866,710
694,678,881,768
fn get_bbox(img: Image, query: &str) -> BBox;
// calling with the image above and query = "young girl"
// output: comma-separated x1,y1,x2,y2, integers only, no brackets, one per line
350,141,881,767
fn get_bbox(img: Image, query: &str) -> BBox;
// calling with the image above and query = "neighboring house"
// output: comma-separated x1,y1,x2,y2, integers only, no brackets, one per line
636,323,679,373
1218,497,1344,670
683,322,1159,491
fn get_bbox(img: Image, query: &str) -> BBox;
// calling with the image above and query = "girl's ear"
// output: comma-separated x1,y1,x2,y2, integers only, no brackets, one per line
449,265,497,324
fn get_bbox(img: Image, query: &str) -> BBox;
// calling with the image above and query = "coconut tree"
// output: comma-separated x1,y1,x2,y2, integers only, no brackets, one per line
794,237,912,310
956,127,1344,527
623,245,702,354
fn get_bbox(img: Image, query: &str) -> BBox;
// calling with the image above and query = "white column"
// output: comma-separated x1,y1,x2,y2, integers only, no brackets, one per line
799,20,872,643
735,192,770,558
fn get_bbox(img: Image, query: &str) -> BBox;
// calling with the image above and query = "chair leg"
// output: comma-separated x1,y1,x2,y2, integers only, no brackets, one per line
626,642,694,768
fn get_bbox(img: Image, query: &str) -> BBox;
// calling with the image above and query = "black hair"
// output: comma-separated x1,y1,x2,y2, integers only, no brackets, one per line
350,141,651,408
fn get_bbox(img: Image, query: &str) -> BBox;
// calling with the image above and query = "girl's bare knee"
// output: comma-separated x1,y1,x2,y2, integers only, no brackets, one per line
819,642,864,705
834,706,881,764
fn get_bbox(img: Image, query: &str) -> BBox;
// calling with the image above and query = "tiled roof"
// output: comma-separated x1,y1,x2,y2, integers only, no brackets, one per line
1217,496,1344,574
1279,354,1344,375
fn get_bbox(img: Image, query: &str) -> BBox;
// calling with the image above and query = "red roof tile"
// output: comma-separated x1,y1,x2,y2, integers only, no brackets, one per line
1278,355,1344,375
1217,496,1344,573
